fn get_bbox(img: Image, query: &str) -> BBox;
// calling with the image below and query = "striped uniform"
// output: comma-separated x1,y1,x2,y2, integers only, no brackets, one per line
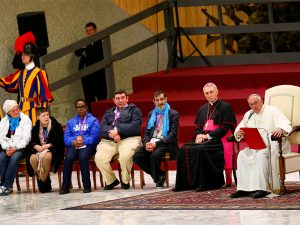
0,67,53,125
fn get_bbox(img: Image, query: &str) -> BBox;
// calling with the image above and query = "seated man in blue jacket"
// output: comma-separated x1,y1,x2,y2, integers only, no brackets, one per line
59,99,100,195
134,90,179,188
95,90,143,190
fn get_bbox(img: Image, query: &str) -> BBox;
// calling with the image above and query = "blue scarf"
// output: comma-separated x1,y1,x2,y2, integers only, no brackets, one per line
147,103,170,137
8,115,21,132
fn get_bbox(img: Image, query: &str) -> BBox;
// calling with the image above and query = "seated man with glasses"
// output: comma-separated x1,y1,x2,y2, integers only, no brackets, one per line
95,90,143,190
133,90,179,188
59,99,100,195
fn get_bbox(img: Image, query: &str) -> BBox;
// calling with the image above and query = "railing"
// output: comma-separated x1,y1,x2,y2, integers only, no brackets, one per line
40,0,300,97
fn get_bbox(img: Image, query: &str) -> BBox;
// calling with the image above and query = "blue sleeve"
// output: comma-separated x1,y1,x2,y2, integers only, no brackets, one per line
64,121,76,146
84,118,101,145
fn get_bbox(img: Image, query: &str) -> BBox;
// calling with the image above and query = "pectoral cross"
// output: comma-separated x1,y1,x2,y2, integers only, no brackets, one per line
204,121,209,129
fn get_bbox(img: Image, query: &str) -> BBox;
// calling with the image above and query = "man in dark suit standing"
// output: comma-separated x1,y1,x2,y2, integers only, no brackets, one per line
133,90,179,188
75,22,107,111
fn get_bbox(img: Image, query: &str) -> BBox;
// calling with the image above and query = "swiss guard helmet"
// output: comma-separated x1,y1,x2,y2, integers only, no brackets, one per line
14,32,36,56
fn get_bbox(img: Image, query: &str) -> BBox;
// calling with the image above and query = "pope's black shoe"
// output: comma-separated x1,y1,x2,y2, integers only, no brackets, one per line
104,179,120,190
251,190,269,199
230,190,250,198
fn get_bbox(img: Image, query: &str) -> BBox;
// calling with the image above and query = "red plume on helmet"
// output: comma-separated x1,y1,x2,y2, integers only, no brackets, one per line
14,32,36,54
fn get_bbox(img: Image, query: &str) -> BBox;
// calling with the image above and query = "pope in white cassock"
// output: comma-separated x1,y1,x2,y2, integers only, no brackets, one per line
230,94,292,198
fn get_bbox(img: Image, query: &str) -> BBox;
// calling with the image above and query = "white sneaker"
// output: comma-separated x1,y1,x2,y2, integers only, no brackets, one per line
0,186,13,195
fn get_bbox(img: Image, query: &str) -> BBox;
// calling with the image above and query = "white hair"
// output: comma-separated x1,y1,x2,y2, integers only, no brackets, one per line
203,82,218,91
247,94,262,101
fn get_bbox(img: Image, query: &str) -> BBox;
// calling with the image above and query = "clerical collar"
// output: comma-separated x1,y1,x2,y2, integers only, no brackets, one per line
26,62,35,70
209,98,219,106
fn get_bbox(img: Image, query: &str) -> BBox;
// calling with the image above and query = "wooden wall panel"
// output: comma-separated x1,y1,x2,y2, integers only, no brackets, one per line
112,0,249,56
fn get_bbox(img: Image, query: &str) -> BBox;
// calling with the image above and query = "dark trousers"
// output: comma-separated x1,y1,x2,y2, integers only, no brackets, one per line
82,70,107,112
133,145,168,183
0,150,25,188
61,146,95,189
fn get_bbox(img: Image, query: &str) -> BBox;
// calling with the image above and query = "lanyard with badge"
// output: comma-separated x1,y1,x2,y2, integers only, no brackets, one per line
78,116,87,135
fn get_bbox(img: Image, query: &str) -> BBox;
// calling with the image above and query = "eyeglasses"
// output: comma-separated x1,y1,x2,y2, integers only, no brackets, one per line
76,105,87,110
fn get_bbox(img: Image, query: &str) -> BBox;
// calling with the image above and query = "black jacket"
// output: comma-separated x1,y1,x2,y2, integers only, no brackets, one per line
101,103,142,140
27,116,65,176
143,109,179,160
75,40,104,70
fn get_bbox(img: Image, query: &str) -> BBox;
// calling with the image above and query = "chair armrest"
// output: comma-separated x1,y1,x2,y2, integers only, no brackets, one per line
226,135,235,142
288,126,300,136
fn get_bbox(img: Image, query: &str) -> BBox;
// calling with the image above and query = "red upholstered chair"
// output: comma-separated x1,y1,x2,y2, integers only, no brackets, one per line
223,129,238,187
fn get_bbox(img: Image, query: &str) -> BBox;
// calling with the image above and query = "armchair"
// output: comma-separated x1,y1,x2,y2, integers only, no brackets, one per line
264,85,300,194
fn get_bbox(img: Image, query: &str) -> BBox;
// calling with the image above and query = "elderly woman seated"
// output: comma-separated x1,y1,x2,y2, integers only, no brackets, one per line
27,107,64,193
0,100,32,196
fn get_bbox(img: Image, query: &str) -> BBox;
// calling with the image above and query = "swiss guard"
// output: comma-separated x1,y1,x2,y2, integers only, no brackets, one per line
0,32,53,125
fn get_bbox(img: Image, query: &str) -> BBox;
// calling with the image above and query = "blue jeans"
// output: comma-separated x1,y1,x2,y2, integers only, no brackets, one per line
61,146,95,189
0,150,25,189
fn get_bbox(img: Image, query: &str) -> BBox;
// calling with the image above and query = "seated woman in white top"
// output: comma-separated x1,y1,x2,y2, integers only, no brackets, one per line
0,100,32,196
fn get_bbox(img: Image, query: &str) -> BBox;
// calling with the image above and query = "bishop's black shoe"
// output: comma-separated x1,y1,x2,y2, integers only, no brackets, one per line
172,187,184,192
156,176,166,188
195,186,208,192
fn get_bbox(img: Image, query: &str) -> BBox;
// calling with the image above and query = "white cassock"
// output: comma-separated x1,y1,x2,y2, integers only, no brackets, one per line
235,105,292,193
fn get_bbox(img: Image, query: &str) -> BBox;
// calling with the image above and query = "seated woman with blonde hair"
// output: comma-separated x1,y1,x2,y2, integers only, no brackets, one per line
27,107,64,193
0,100,32,196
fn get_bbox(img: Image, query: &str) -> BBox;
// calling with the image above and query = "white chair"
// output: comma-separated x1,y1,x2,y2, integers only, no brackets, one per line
265,85,300,194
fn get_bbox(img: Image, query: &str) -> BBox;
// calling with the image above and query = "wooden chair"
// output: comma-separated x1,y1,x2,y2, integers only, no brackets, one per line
264,85,300,194
57,160,82,190
15,159,36,192
71,155,136,190
109,156,136,189
139,151,173,189
89,156,104,189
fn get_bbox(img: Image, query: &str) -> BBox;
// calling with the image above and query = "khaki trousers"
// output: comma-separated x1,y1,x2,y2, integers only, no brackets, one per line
30,152,52,182
95,136,142,185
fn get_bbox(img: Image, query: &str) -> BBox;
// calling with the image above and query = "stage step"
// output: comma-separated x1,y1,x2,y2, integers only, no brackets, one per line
91,63,300,146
